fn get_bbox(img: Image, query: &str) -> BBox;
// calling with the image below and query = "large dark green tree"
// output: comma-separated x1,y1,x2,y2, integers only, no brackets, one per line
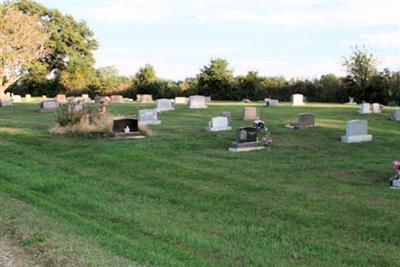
197,58,235,99
12,0,98,94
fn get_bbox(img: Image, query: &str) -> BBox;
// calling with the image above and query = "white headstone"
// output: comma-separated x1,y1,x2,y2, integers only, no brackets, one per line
267,99,279,107
156,99,174,112
39,99,59,112
12,95,22,102
392,109,400,121
188,95,207,109
25,94,32,101
0,98,13,107
175,97,189,104
341,120,372,143
206,116,231,132
291,94,304,106
358,103,371,114
138,109,161,125
371,103,381,113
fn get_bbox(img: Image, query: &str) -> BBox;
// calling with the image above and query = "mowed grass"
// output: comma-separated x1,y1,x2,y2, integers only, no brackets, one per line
1,101,400,266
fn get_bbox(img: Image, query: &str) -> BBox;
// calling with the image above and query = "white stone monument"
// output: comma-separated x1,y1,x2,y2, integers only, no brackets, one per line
188,95,207,109
371,103,381,113
341,120,372,143
0,98,13,107
25,94,32,101
358,103,371,114
391,109,400,121
156,99,174,112
138,109,161,125
12,95,22,102
291,94,304,106
39,99,59,112
175,97,189,104
206,116,231,132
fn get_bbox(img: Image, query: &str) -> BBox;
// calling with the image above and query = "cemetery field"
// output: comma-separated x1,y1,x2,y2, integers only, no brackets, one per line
1,102,400,266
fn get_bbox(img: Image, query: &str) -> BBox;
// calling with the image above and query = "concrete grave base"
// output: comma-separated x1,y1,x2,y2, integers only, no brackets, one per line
341,134,372,143
206,126,232,132
113,132,146,139
229,142,265,152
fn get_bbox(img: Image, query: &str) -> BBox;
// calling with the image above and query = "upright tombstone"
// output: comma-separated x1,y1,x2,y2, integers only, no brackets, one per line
266,99,279,107
110,95,124,103
243,107,259,121
112,118,145,138
39,99,59,112
25,94,32,101
82,94,93,103
341,120,372,143
12,95,22,102
221,111,232,121
205,96,211,103
229,127,265,152
141,94,153,103
56,94,67,103
358,103,371,114
291,94,304,106
138,109,161,125
156,99,174,112
0,98,13,107
371,103,381,113
346,97,356,105
391,109,400,121
286,113,316,129
188,95,207,109
206,116,231,132
136,94,142,102
175,97,189,104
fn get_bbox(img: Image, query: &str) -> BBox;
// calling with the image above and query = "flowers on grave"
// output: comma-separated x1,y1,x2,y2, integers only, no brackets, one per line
253,119,272,145
390,160,400,188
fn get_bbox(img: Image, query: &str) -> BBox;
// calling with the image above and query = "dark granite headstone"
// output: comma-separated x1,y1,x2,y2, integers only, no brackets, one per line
236,127,257,143
298,113,315,128
112,119,138,133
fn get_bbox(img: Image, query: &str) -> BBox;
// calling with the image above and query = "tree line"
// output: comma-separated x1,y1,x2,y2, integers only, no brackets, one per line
2,1,400,104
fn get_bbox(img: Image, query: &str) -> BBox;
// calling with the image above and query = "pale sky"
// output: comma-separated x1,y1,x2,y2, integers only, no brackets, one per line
39,0,400,80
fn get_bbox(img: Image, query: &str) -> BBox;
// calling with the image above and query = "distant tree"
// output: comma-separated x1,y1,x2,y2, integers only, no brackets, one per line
59,57,97,93
0,2,49,96
12,0,98,94
197,58,235,99
178,77,198,96
135,64,157,86
317,74,343,102
343,46,379,101
236,71,264,100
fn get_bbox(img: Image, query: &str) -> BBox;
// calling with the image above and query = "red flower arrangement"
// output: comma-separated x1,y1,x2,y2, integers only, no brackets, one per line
393,161,400,173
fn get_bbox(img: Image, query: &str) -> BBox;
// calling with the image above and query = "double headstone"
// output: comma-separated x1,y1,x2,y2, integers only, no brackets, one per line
341,120,372,143
138,109,161,125
229,127,265,152
110,95,124,103
39,99,59,112
156,99,174,112
112,118,145,138
175,97,189,104
291,94,304,106
358,103,371,114
188,95,207,109
243,107,259,121
286,113,316,129
206,116,231,132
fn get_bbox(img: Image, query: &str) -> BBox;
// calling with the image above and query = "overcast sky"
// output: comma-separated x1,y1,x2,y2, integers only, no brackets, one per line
39,0,400,80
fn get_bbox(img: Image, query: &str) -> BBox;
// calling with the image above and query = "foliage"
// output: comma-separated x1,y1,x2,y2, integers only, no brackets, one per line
197,58,235,99
0,1,49,96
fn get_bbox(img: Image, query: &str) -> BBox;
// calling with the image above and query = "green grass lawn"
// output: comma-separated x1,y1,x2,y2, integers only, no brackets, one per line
1,101,399,266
